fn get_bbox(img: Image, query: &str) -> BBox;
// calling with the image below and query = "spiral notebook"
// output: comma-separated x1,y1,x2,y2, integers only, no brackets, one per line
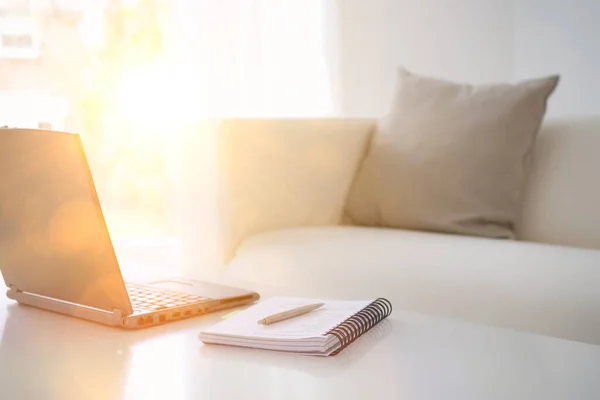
199,297,392,356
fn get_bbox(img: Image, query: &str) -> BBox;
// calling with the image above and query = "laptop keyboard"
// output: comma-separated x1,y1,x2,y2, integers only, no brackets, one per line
126,283,209,312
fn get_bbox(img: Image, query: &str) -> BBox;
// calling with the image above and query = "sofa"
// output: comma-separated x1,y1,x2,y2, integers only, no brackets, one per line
179,116,600,346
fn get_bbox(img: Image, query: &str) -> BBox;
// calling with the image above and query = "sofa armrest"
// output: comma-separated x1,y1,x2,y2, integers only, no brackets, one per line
179,118,374,276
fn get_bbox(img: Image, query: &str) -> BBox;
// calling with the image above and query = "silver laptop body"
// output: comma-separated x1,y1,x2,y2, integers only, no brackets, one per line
0,128,259,328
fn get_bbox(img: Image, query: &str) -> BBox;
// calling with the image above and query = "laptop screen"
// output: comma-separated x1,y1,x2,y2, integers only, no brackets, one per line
0,129,132,314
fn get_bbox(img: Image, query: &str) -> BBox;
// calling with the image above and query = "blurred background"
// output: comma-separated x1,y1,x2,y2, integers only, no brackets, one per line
0,0,179,242
2,0,598,267
0,0,334,252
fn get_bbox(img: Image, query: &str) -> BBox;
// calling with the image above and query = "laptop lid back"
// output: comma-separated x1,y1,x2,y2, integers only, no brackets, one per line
0,128,133,315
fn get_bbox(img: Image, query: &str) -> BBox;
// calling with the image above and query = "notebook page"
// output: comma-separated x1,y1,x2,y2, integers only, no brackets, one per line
201,297,372,340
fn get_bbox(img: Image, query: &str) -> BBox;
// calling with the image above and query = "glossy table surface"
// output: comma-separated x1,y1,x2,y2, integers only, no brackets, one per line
1,243,600,400
2,289,600,400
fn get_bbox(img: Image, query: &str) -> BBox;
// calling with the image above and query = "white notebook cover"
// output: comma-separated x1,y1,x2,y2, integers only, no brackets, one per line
199,297,385,356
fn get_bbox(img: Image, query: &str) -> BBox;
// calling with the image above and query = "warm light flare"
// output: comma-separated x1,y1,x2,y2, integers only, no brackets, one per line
112,64,195,132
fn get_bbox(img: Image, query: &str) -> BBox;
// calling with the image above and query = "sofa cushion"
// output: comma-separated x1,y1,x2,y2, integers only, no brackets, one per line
223,226,600,345
345,68,559,240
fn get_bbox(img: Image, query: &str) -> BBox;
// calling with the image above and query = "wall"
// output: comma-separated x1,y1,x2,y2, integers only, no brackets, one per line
514,0,600,117
336,0,600,118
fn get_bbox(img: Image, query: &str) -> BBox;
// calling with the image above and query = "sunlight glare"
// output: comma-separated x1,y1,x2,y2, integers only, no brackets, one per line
112,63,196,133
77,4,105,49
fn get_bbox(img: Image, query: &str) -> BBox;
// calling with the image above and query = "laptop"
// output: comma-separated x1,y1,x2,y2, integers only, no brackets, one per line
0,128,259,328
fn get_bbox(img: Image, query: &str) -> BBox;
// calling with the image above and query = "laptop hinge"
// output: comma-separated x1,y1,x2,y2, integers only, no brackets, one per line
7,286,126,326
7,284,19,300
112,308,123,320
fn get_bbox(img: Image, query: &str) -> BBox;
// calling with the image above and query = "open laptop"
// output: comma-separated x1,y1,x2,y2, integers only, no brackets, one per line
0,128,259,328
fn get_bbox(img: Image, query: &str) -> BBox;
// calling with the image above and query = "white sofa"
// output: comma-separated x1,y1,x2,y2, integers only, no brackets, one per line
179,116,600,346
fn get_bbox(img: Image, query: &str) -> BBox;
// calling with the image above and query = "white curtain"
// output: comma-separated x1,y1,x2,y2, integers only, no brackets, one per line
169,0,339,274
172,0,336,118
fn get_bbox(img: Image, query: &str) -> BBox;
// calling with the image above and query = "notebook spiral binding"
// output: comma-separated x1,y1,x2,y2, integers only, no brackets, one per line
325,298,392,356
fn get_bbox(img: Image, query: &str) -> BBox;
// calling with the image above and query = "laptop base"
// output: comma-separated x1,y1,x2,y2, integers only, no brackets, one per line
8,282,259,329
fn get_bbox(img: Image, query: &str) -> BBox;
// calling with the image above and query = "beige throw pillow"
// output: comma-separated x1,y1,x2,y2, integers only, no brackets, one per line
345,68,559,239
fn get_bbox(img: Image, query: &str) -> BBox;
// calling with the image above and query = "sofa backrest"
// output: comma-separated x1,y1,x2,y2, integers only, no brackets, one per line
517,116,600,250
179,115,600,274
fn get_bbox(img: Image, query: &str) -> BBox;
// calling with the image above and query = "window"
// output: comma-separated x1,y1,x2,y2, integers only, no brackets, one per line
2,33,33,48
0,17,40,58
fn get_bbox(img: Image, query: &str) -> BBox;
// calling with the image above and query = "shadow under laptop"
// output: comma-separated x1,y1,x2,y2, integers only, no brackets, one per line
0,303,203,400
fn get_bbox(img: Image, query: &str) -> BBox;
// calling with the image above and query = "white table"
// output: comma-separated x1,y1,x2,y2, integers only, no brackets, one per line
1,280,600,400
